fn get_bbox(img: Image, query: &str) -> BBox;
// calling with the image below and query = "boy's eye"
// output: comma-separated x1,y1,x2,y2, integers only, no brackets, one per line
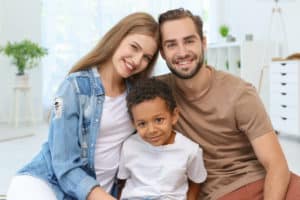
136,121,146,128
155,117,164,124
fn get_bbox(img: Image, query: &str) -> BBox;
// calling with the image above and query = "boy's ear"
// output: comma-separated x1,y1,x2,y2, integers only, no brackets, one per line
172,107,180,125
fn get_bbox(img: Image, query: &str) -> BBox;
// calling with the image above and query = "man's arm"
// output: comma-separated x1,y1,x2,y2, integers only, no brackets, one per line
251,131,290,200
187,179,200,200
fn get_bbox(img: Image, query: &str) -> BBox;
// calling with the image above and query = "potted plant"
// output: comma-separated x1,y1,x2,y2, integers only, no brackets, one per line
219,25,230,41
0,39,48,86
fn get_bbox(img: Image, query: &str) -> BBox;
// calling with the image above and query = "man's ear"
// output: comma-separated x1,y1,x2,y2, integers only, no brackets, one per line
202,36,207,50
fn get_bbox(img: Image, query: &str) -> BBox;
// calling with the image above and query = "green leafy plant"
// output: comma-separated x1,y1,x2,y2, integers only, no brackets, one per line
219,25,230,38
0,39,48,75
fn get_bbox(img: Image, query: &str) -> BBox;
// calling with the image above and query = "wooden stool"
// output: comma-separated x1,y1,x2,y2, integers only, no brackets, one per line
11,86,34,127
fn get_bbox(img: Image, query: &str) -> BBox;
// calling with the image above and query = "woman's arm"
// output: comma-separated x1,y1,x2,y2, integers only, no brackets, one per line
187,179,200,200
49,77,105,199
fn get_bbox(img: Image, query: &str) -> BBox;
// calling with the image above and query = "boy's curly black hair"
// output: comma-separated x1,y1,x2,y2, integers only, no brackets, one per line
126,78,177,120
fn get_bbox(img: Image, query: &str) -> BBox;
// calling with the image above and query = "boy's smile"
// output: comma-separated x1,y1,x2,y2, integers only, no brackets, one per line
131,97,179,146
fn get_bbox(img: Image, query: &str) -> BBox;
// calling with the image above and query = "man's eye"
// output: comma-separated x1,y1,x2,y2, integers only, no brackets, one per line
186,39,195,44
166,43,176,48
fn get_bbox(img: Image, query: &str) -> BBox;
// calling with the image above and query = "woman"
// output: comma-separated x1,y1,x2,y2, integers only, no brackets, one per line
7,12,160,200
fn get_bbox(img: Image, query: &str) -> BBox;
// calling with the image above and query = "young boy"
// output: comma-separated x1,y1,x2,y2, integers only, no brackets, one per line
117,78,207,200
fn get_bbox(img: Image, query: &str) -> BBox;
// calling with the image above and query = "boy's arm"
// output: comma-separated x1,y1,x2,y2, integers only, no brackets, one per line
187,179,200,200
117,179,126,200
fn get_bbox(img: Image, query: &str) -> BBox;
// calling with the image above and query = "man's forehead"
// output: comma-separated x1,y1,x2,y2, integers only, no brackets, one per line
160,18,197,40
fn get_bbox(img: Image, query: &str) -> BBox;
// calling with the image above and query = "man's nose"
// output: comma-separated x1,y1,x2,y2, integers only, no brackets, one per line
176,44,188,57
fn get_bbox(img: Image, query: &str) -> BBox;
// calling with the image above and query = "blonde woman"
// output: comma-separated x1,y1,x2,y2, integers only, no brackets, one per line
7,12,159,200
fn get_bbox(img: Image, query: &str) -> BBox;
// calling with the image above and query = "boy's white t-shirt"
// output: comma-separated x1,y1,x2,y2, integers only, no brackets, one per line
94,92,135,192
118,131,207,200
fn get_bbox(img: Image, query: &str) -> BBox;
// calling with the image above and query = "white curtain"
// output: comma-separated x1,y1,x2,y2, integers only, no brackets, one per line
41,0,208,109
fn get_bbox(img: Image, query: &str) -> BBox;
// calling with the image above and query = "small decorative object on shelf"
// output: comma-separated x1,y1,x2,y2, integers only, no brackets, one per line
226,34,236,42
245,33,253,41
219,24,230,40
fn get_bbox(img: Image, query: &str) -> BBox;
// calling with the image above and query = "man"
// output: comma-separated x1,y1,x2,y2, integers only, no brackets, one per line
158,8,300,200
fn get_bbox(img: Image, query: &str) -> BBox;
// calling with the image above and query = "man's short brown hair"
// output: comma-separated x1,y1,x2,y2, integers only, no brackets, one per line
158,8,204,40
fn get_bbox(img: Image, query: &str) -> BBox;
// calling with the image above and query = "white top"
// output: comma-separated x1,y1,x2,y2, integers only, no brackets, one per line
94,92,135,192
118,131,207,200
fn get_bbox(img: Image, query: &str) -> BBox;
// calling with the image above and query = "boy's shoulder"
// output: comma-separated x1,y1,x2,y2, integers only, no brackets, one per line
175,131,203,151
123,134,142,146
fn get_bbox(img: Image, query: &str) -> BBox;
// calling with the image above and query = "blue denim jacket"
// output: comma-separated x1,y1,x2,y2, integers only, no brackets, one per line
19,68,124,200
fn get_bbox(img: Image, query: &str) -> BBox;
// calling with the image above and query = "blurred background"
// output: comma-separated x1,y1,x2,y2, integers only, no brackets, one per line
0,0,299,196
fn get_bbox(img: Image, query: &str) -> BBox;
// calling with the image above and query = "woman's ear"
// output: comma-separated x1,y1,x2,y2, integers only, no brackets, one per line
171,107,180,125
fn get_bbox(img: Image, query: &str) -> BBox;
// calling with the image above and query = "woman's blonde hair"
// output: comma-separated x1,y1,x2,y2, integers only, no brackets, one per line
69,12,160,82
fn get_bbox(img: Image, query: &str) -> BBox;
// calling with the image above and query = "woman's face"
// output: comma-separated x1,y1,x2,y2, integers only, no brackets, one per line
111,33,157,78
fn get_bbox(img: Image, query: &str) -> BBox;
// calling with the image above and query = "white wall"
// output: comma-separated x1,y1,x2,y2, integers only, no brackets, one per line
0,0,43,123
219,0,300,56
215,0,300,109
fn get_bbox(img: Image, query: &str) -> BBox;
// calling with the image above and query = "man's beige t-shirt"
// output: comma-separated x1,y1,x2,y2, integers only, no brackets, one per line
159,66,274,200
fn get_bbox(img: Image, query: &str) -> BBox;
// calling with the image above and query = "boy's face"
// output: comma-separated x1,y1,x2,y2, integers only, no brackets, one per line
131,97,179,146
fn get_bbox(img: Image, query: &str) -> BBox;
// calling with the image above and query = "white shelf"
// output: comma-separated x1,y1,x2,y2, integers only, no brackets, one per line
206,41,265,89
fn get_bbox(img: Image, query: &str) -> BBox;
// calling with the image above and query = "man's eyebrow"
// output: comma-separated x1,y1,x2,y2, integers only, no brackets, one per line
183,35,198,40
163,34,198,46
163,39,176,46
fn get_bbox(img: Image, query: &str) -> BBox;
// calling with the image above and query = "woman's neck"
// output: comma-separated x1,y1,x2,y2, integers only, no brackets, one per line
97,61,126,97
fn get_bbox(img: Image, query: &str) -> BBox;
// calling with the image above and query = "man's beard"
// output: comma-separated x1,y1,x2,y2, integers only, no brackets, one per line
166,53,204,79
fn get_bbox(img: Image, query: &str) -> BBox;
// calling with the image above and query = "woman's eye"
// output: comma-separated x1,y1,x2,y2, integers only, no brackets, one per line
143,55,152,63
130,44,138,51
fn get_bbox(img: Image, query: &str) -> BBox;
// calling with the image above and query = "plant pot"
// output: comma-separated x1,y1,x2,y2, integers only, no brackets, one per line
15,74,29,87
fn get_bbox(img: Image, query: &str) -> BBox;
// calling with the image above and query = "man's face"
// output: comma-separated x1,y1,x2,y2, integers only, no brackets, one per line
160,17,206,79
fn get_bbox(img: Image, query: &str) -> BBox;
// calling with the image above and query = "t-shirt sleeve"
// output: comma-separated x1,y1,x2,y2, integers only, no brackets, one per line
117,143,130,180
235,83,274,140
187,146,207,183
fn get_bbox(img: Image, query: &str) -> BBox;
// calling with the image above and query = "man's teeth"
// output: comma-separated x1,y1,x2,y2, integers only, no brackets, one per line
178,60,190,65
